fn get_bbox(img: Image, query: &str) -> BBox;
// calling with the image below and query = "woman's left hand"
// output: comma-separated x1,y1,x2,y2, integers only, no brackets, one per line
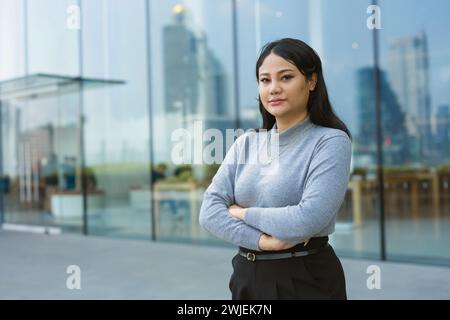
228,204,248,220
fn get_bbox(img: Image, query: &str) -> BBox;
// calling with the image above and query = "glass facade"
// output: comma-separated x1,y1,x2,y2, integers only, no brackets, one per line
1,0,449,266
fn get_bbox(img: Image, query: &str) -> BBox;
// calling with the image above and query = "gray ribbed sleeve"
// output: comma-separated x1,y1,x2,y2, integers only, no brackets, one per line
199,135,263,250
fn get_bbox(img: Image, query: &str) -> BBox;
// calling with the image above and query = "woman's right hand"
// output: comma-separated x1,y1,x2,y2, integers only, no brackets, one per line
258,234,297,251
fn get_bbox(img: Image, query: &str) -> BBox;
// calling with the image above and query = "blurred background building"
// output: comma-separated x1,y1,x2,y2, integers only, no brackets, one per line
1,0,450,266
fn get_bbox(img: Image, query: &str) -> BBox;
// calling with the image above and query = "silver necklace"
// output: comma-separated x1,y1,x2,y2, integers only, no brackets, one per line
264,122,313,165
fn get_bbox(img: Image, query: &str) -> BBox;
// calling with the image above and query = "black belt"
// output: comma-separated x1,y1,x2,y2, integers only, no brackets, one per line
238,243,329,262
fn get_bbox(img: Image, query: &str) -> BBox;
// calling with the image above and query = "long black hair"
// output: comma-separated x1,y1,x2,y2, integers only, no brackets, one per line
255,38,352,139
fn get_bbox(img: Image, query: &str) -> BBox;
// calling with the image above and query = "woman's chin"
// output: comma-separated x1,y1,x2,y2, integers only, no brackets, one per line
268,107,289,117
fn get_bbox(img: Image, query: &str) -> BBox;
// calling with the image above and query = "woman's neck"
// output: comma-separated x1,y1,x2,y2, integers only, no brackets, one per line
276,112,309,133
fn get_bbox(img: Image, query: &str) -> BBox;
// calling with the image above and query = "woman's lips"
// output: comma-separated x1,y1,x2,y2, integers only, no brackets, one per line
269,99,285,106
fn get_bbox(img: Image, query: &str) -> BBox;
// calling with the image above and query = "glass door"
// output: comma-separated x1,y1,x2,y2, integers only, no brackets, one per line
1,89,83,233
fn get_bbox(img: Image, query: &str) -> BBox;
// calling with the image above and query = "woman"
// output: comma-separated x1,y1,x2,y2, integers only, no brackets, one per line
199,38,352,300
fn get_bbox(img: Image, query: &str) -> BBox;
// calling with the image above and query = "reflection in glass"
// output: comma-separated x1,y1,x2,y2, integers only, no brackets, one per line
151,1,235,244
81,0,151,240
380,0,450,264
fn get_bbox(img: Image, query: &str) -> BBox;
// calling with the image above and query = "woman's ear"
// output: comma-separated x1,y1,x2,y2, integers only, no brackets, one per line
309,73,318,91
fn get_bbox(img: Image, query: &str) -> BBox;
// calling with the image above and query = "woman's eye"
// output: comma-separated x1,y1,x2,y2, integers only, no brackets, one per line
260,78,269,83
282,75,292,80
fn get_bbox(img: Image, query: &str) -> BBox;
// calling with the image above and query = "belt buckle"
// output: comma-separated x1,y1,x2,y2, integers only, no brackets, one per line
246,252,256,262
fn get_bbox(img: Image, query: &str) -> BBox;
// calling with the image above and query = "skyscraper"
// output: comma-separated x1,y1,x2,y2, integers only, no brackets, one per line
161,4,231,171
163,5,199,116
162,4,227,119
357,67,410,166
388,32,432,161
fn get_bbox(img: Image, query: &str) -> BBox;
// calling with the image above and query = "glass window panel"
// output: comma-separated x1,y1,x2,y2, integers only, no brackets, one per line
149,0,236,244
82,0,151,239
379,0,450,264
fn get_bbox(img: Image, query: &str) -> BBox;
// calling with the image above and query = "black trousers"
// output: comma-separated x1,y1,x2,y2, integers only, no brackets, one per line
229,237,347,300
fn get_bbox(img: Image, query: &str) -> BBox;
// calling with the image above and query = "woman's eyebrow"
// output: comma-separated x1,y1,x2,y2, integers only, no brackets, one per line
259,69,295,77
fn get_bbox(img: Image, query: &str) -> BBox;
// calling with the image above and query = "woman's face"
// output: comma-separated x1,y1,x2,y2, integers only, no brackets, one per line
258,53,316,120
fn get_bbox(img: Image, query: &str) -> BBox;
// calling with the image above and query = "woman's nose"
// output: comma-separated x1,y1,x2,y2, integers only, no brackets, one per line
269,81,282,94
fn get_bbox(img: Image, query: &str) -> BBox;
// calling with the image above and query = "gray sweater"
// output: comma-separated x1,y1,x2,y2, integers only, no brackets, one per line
198,116,352,251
